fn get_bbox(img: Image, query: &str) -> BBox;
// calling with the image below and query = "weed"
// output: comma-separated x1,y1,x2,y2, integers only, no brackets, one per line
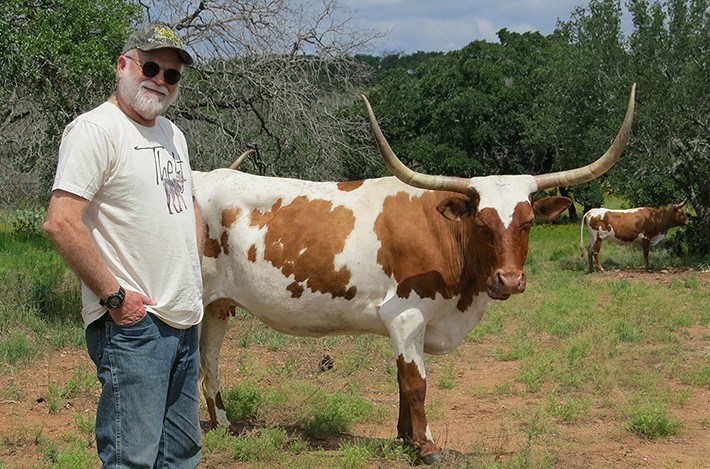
223,379,285,423
437,366,457,389
626,403,682,438
682,364,710,388
547,394,592,423
231,427,291,461
300,389,374,437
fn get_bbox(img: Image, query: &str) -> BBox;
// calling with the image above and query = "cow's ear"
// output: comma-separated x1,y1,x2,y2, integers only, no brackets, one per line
533,196,571,220
437,196,476,221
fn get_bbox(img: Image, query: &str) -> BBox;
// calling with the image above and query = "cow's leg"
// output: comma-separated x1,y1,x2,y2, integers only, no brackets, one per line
587,246,594,273
381,306,442,464
642,238,651,269
199,299,238,433
395,355,442,463
591,238,604,272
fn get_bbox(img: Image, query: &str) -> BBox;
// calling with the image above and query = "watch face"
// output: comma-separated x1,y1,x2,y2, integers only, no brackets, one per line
106,295,122,308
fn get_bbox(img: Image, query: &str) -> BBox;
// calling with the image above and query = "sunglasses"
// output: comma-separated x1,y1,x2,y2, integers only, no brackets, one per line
124,56,182,85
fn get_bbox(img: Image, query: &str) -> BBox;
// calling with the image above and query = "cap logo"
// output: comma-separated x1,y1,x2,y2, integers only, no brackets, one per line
151,26,183,48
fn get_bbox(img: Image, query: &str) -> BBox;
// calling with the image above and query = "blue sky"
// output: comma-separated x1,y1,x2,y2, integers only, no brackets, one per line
337,0,627,54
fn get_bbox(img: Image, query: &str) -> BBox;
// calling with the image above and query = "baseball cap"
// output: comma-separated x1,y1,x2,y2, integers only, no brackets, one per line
122,23,194,65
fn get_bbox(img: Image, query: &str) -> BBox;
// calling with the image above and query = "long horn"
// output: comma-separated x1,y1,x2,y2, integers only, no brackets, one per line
362,95,472,194
534,83,636,190
228,148,256,170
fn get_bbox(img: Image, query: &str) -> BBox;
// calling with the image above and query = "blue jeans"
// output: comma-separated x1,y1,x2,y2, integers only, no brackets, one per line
86,313,201,469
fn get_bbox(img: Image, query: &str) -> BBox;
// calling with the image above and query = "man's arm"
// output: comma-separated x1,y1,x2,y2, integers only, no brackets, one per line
44,190,120,298
44,189,154,324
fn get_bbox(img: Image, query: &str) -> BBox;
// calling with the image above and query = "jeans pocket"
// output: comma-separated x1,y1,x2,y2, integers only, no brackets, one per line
85,319,107,367
114,313,154,338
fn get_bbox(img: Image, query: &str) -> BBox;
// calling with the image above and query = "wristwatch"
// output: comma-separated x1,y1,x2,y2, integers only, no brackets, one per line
100,286,126,309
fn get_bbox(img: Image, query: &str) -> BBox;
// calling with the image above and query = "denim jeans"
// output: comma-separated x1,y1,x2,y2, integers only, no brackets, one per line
86,313,201,469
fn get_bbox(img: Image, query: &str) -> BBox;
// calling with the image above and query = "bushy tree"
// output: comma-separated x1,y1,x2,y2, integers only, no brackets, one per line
533,0,630,214
0,0,140,207
618,0,710,253
364,31,560,183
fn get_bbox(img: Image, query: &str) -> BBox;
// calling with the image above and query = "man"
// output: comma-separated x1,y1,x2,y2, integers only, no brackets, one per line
44,23,204,468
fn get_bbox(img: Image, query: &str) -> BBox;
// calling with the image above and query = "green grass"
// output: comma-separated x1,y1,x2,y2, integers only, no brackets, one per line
0,231,84,369
1,219,709,468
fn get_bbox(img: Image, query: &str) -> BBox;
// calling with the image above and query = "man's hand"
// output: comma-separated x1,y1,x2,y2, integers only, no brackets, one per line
108,289,157,326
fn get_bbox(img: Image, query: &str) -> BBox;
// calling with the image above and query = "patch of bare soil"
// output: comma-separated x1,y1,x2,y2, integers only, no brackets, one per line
588,266,710,284
1,269,709,468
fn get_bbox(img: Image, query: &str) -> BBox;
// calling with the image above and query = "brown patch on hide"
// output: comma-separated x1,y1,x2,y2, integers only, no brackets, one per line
249,195,358,299
337,180,364,192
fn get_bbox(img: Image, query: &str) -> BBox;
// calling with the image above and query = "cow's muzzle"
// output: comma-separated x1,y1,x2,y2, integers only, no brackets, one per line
487,270,527,300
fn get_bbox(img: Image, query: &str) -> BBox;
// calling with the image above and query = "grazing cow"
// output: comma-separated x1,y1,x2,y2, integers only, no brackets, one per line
195,85,635,463
579,202,689,272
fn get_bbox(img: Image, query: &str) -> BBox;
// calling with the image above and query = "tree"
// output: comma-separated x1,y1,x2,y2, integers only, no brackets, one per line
0,0,141,207
137,0,385,180
1,0,385,209
533,0,629,215
617,0,710,253
364,31,561,184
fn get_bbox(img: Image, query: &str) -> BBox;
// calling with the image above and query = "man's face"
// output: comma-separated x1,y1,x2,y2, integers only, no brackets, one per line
117,48,183,121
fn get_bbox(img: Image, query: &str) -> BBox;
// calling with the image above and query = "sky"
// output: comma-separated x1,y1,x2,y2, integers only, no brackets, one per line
337,0,621,55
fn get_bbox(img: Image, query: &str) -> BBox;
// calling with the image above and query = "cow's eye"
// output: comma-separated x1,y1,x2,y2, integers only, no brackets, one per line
474,219,495,240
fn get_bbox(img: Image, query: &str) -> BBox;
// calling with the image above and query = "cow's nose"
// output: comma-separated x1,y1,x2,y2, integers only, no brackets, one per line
488,269,527,299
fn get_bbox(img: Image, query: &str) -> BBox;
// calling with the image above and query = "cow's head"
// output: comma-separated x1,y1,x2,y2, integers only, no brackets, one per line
671,200,691,227
363,84,635,300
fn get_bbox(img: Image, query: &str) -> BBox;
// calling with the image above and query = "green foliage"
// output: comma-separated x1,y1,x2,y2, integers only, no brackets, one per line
46,367,97,414
300,388,375,438
0,332,36,366
2,0,140,102
0,229,84,368
466,308,505,343
223,379,286,423
626,403,682,438
547,394,592,423
11,208,46,236
40,434,106,469
682,364,710,388
229,427,292,461
338,439,414,468
1,0,142,198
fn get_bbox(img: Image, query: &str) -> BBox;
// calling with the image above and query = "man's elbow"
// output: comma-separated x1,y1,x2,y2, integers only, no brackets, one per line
43,214,63,242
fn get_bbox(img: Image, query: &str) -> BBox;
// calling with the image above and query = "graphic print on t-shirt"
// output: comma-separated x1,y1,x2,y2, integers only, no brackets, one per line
136,144,188,215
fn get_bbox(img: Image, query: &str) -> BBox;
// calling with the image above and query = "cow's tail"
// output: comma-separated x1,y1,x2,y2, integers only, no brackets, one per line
579,211,590,257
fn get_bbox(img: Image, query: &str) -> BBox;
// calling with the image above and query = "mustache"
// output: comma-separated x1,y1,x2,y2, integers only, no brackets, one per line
141,81,169,97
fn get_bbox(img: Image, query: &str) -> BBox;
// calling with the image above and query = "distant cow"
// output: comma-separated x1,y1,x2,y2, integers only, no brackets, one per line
195,85,635,464
579,202,689,272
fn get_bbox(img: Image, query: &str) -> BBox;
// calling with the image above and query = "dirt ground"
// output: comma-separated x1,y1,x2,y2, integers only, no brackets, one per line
1,269,709,468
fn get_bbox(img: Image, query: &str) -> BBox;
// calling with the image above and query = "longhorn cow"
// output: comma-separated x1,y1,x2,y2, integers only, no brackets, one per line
579,201,689,272
195,84,636,463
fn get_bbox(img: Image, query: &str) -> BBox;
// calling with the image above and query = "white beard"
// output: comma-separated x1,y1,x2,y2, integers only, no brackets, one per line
117,68,179,121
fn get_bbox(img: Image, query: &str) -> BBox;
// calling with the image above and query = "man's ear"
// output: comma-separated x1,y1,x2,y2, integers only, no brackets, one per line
532,196,572,220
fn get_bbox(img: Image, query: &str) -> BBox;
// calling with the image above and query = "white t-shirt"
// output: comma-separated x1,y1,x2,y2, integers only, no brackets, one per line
53,101,203,329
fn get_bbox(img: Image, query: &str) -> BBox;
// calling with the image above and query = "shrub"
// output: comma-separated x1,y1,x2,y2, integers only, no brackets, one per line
11,208,46,236
626,403,682,439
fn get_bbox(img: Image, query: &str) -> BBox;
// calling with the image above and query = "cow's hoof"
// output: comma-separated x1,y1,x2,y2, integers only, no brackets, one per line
421,451,443,465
